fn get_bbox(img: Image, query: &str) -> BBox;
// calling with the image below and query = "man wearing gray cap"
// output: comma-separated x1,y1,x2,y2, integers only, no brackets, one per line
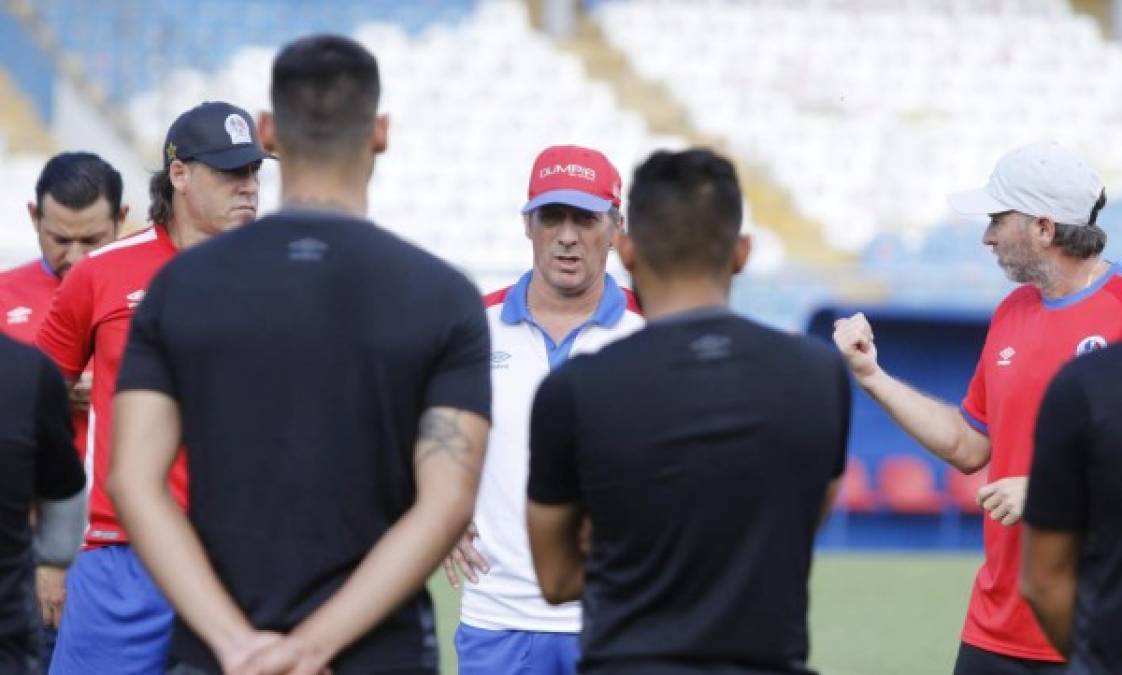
37,100,269,675
833,141,1122,674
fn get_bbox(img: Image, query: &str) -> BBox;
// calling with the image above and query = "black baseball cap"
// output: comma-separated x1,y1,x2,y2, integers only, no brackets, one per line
163,101,271,170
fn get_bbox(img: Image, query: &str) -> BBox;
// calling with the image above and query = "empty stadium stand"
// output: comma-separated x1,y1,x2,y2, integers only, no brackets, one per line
111,1,708,292
591,0,1122,257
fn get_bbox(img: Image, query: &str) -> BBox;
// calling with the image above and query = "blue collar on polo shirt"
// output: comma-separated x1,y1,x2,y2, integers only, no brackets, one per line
500,270,627,369
40,257,60,279
1041,261,1121,310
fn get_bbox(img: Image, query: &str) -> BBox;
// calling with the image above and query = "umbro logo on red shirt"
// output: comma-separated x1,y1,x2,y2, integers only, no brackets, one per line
5,306,31,325
126,290,146,309
997,347,1015,366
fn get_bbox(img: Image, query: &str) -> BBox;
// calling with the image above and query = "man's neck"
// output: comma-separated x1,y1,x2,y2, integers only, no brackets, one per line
526,273,605,343
634,274,730,321
281,167,368,218
1037,255,1108,300
165,217,209,250
527,274,604,319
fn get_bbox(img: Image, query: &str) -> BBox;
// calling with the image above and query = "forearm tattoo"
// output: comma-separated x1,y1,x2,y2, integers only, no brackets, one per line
415,409,476,472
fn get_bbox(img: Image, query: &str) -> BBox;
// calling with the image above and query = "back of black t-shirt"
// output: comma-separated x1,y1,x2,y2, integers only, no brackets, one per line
0,335,85,665
529,311,849,673
1027,343,1122,675
118,212,491,673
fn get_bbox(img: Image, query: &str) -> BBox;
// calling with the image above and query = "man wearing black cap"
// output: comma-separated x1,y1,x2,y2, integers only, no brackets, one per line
37,100,268,675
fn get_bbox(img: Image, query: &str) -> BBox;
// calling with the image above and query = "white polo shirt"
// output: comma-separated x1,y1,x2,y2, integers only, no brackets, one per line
460,271,644,633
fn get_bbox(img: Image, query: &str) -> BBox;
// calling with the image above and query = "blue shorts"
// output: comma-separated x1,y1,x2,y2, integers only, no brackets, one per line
38,623,56,672
455,624,579,675
49,545,174,675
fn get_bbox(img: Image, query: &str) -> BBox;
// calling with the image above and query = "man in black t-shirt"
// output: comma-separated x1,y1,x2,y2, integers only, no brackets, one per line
1023,342,1122,674
0,335,86,674
109,36,491,675
526,149,851,675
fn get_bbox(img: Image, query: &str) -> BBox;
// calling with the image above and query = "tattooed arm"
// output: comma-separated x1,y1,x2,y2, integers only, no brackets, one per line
244,407,490,672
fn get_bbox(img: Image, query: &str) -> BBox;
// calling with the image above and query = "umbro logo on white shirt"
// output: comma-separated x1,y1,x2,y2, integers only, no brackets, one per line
126,289,146,309
997,346,1015,366
491,351,511,369
6,306,31,325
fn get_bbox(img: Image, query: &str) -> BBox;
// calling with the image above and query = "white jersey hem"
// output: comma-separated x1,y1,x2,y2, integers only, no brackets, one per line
460,610,581,634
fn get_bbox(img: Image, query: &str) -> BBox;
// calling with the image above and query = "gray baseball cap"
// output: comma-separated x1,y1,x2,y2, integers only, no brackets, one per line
948,141,1105,226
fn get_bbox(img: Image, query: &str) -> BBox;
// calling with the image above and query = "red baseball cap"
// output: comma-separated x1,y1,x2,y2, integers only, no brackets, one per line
522,145,622,214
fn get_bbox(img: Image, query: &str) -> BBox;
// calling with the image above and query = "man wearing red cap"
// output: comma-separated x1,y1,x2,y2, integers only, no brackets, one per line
443,145,643,674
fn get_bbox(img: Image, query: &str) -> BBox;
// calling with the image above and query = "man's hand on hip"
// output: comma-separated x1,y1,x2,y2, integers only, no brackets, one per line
442,523,489,590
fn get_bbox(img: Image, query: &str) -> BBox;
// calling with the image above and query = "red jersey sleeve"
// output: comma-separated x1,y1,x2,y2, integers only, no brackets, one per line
960,357,988,435
36,260,95,381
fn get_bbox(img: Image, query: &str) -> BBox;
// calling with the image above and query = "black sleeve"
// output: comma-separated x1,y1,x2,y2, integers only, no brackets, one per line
1024,364,1089,532
116,268,177,397
423,276,491,420
833,356,852,478
527,365,581,505
34,356,85,501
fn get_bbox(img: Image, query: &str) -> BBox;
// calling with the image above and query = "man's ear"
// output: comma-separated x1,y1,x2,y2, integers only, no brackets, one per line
257,111,277,155
373,113,389,155
27,201,40,233
616,230,636,272
116,205,130,231
168,159,191,192
732,234,751,274
1036,217,1057,246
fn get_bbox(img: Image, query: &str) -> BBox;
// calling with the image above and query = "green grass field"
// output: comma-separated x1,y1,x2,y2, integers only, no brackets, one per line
426,552,982,675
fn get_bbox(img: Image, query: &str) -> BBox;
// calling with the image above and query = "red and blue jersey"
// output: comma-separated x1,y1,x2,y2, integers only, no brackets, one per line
0,259,58,343
0,259,90,464
960,263,1122,661
37,225,188,549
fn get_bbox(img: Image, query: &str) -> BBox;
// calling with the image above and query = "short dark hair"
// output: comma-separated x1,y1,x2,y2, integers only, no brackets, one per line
626,149,743,277
270,34,380,162
35,152,123,217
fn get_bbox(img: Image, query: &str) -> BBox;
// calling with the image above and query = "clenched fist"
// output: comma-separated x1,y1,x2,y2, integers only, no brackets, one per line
832,312,880,382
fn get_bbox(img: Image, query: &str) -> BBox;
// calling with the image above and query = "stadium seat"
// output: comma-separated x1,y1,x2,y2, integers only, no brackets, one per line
945,466,989,515
835,457,878,513
878,455,944,514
